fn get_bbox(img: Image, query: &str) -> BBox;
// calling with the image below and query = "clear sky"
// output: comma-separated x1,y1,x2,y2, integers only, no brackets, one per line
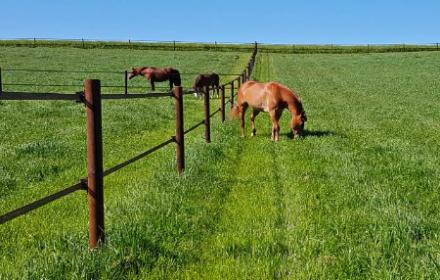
1,0,439,45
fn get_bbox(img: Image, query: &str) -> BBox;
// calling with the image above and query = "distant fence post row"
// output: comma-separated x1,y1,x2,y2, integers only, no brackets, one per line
0,43,258,249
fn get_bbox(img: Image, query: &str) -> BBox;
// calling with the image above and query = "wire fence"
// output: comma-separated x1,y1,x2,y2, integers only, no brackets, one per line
0,37,438,53
0,43,258,248
0,67,244,94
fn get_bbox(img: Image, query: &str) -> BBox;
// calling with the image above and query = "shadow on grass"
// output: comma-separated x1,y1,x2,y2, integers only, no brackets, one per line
301,129,337,138
243,129,337,140
280,129,337,139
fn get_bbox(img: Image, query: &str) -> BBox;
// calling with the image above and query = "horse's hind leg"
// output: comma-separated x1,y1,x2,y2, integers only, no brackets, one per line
169,79,173,90
240,104,248,137
250,109,260,136
150,80,155,91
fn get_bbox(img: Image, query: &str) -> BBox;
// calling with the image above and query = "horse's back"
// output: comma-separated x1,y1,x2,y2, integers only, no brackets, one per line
238,81,268,110
239,81,301,111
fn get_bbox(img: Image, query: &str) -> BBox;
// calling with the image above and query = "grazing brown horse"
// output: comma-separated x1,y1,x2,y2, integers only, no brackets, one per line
128,67,181,91
193,72,220,98
231,81,307,141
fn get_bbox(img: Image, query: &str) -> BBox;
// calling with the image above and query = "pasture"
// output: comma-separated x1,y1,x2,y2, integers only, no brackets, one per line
0,45,439,279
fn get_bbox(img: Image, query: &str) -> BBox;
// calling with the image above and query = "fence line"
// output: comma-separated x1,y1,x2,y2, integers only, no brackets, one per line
0,43,258,249
0,68,244,94
2,68,242,76
103,138,175,177
1,37,438,54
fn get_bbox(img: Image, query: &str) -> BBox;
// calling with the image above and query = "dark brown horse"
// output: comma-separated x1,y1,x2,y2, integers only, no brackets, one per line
231,81,307,141
193,72,220,97
128,67,181,91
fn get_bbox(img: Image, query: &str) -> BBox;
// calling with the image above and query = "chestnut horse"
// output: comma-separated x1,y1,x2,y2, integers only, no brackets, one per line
193,72,220,98
128,67,181,91
231,81,307,141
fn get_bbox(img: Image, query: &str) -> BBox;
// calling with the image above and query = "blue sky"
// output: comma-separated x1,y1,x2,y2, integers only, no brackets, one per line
1,0,439,44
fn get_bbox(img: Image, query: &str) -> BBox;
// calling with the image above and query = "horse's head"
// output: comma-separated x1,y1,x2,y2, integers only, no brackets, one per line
291,108,307,138
127,67,142,80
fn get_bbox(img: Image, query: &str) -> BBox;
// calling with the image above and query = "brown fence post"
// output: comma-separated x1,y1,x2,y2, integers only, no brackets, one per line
124,71,128,95
204,86,211,143
0,67,2,94
174,86,185,173
220,85,225,123
237,76,241,89
230,81,234,108
85,79,105,249
173,40,176,51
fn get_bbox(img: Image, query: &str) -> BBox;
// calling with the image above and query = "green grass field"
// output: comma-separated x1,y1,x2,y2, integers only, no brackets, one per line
1,45,439,279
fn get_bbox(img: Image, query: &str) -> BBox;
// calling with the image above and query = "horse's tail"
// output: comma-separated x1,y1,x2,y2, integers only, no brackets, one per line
230,104,241,119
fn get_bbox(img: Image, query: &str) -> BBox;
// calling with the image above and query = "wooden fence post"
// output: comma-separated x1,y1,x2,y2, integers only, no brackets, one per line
85,79,105,249
237,75,241,89
174,86,185,173
220,85,225,123
0,67,3,95
230,81,234,108
173,40,176,51
124,71,128,95
204,86,211,143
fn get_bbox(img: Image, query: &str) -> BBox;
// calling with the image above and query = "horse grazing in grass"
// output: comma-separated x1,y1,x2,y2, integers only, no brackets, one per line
128,67,181,91
231,81,307,141
193,72,220,98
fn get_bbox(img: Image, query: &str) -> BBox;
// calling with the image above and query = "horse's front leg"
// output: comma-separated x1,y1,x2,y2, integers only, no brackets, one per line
250,109,260,136
269,109,281,141
169,79,173,91
150,79,155,91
